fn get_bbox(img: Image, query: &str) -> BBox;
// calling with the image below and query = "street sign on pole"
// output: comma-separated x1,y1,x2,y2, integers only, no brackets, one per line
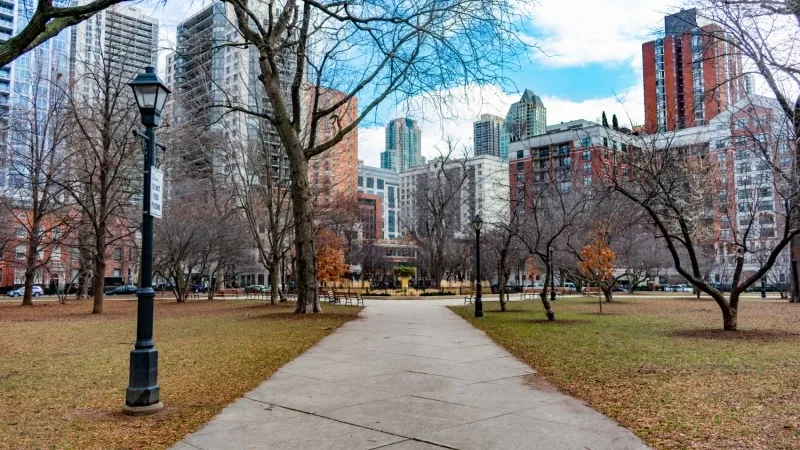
150,166,163,219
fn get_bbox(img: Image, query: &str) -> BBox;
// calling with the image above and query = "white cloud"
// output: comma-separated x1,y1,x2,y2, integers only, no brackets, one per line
358,126,385,166
522,0,674,69
543,84,645,129
357,83,645,166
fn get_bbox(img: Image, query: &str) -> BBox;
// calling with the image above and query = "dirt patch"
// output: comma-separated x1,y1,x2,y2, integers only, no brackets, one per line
670,328,800,342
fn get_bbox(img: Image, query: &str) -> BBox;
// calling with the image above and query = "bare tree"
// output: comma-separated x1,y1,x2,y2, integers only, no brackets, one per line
612,102,800,330
58,48,141,314
0,0,130,68
217,0,525,313
514,167,593,320
0,55,72,306
227,120,295,305
401,146,470,292
697,2,800,301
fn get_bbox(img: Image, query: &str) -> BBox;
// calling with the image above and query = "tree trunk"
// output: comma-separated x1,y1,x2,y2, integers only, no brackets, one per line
539,265,555,320
601,285,613,303
498,264,508,312
791,235,800,302
723,306,737,330
92,259,106,314
290,156,321,314
91,228,107,314
269,265,280,305
22,266,35,306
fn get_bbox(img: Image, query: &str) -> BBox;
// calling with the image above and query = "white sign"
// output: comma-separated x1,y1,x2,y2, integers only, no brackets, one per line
150,166,163,219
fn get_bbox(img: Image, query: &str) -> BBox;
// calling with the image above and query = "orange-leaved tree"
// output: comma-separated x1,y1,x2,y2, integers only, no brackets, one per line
316,229,347,285
579,227,616,312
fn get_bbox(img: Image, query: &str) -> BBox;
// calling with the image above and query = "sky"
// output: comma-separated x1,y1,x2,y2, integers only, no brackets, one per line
140,0,680,167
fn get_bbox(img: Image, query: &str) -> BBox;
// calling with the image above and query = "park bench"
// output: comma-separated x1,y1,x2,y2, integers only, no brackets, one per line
216,288,241,298
327,291,341,305
464,293,473,304
342,292,365,306
584,286,603,296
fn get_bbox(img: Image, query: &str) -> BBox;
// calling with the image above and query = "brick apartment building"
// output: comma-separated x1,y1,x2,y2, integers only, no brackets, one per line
650,95,794,284
642,9,746,133
0,210,137,291
507,120,632,214
357,193,383,241
308,87,359,208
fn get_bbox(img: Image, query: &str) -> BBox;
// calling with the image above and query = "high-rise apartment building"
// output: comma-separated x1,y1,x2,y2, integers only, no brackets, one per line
380,117,424,172
171,1,296,181
505,89,547,143
71,3,158,82
69,4,158,112
399,155,508,238
642,8,745,133
473,113,509,160
358,162,401,240
0,0,73,190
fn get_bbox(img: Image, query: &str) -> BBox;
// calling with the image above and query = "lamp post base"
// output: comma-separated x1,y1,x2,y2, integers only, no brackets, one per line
125,347,161,412
123,401,163,416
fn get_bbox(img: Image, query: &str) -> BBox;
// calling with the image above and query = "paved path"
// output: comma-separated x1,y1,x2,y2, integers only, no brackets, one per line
175,301,648,450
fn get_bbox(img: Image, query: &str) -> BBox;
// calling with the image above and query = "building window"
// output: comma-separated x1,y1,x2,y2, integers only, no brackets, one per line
16,226,26,237
114,248,122,261
16,245,25,259
358,176,363,187
583,163,591,175
582,150,590,161
366,177,374,188
51,246,61,260
377,179,384,190
114,269,122,277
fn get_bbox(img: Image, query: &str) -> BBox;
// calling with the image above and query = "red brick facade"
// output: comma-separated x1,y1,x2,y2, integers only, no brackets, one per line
0,210,137,290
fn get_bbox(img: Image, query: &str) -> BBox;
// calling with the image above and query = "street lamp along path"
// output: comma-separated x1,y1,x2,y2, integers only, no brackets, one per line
472,215,484,318
124,66,170,415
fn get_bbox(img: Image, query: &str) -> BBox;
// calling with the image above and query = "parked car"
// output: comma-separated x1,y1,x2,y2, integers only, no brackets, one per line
669,284,693,292
106,285,137,295
563,282,577,293
244,285,267,293
526,282,544,288
7,286,44,297
613,285,629,292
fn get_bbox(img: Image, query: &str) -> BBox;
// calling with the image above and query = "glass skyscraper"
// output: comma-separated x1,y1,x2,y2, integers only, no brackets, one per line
505,89,547,143
380,117,424,173
1,0,73,190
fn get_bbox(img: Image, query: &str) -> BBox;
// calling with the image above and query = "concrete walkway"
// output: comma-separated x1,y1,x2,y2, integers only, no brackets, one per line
174,301,648,450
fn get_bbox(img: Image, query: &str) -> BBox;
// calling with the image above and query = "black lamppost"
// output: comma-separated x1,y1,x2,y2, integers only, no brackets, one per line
472,215,484,318
549,246,556,302
761,277,767,299
124,67,170,414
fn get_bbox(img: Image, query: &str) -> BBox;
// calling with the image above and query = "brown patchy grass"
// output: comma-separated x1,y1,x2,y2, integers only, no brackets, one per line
451,297,800,450
0,299,360,449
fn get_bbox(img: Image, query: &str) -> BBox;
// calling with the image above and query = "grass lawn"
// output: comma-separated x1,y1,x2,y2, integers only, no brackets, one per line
450,297,800,449
0,300,360,449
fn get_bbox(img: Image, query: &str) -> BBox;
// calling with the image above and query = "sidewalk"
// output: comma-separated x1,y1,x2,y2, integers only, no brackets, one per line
174,301,649,449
